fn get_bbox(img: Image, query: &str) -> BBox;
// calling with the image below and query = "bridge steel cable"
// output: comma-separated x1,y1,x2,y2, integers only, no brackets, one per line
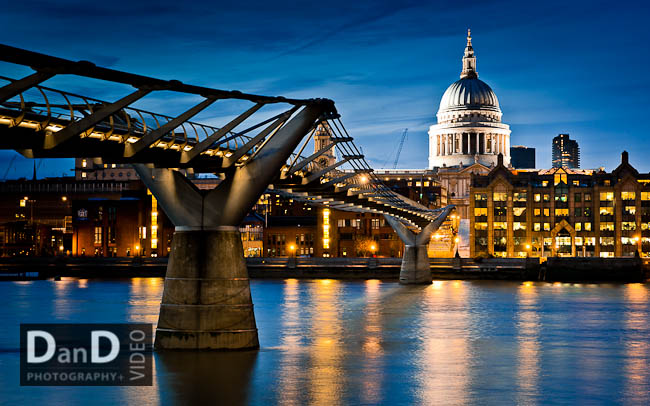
0,44,455,350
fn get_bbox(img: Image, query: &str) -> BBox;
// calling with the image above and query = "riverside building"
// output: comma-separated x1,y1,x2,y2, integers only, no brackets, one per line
469,152,650,258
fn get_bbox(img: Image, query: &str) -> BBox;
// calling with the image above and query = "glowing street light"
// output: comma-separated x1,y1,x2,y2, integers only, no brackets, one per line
288,244,296,257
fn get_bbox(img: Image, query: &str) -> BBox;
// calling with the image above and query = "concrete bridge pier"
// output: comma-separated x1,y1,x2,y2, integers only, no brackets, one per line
384,206,454,284
133,104,326,350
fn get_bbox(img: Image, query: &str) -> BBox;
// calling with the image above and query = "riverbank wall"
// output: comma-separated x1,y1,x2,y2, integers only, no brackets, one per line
0,256,647,282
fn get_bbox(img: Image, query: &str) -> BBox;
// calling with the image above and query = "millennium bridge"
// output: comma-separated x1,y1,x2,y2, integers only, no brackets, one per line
0,44,454,350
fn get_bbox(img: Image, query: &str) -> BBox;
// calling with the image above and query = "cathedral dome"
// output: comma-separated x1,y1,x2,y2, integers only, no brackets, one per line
438,77,500,114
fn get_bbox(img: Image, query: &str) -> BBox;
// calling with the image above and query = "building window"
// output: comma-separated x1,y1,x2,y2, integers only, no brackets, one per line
513,207,526,217
575,222,582,231
82,159,87,168
543,194,550,202
543,223,550,231
534,208,541,216
371,219,380,229
584,222,592,231
585,193,592,202
584,207,592,217
623,206,636,215
475,193,488,201
575,193,581,202
622,222,636,231
337,219,346,227
534,223,541,231
574,207,582,217
555,208,569,216
474,222,488,230
600,207,614,216
474,208,487,216
493,222,507,230
94,227,102,244
621,191,636,200
534,194,541,202
514,192,527,202
513,222,526,231
600,192,614,201
543,208,550,217
641,192,650,201
600,222,614,231
493,192,507,202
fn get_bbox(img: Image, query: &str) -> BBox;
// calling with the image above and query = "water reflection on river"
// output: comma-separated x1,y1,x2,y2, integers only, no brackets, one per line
1,278,649,405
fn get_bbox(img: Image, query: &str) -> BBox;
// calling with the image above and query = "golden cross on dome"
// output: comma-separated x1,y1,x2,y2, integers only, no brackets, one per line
467,28,472,46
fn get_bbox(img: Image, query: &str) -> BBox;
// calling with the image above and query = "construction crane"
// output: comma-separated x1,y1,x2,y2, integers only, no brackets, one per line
393,128,408,169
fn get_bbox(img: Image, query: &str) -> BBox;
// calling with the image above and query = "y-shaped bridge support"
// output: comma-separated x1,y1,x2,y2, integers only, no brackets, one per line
384,206,454,284
135,104,325,350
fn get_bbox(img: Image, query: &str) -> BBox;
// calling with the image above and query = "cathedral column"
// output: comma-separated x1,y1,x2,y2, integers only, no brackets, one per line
475,133,479,155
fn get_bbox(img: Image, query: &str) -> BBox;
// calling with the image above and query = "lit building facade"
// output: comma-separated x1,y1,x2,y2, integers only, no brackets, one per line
470,152,650,258
552,134,580,169
428,29,511,169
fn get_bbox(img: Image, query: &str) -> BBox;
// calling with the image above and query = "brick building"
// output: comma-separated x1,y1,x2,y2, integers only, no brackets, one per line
470,152,650,258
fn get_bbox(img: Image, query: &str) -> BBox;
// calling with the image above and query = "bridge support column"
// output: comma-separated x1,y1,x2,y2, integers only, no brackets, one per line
384,206,454,285
400,244,432,284
133,103,326,350
155,228,258,350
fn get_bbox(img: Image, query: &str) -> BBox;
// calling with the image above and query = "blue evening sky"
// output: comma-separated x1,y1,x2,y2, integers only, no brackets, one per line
0,0,648,178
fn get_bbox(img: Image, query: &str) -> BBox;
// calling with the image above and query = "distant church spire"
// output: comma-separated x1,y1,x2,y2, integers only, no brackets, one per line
460,28,478,79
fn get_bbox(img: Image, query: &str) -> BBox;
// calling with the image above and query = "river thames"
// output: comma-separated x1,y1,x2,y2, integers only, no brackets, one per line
1,278,649,405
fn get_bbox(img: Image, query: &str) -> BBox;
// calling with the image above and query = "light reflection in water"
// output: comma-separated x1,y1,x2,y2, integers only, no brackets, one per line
307,279,344,406
623,283,650,405
516,282,540,405
276,278,304,406
361,279,384,404
128,277,164,325
418,281,469,405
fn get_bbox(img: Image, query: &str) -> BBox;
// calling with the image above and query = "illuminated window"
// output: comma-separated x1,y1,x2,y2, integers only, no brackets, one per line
474,208,487,216
543,223,550,231
371,219,380,229
622,222,636,231
623,206,636,215
641,192,650,201
544,208,550,217
534,223,541,231
575,222,582,231
82,159,87,168
323,209,330,249
94,227,102,244
575,236,583,245
513,222,526,231
493,192,507,202
584,207,592,217
600,222,614,231
585,193,592,202
534,194,541,202
584,222,592,231
475,193,488,201
621,191,636,200
474,222,488,230
573,180,580,186
555,208,569,216
493,222,508,230
514,192,527,202
600,237,615,246
81,172,87,178
534,208,541,216
543,194,550,202
513,207,526,217
599,207,614,215
600,192,614,201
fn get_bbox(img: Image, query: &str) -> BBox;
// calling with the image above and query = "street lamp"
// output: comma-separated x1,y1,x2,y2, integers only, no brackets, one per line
370,243,377,257
288,244,296,257
525,244,531,258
